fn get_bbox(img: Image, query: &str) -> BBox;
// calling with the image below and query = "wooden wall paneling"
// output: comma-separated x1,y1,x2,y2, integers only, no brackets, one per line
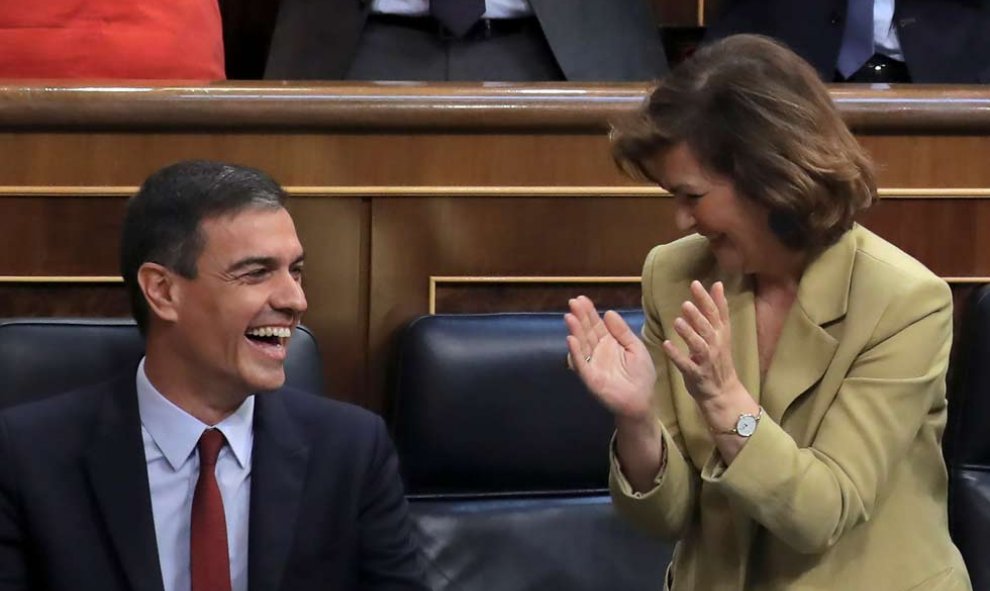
0,133,626,188
0,196,125,275
432,278,641,314
860,198,990,278
368,195,680,412
858,135,990,187
286,197,369,405
0,283,129,318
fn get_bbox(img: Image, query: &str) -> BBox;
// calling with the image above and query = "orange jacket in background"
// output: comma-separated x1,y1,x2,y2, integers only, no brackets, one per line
0,0,225,79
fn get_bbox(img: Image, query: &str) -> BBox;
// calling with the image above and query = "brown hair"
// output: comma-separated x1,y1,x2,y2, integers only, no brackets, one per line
611,34,876,252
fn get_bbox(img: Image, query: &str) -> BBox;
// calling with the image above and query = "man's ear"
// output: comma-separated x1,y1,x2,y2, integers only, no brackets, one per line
137,262,180,324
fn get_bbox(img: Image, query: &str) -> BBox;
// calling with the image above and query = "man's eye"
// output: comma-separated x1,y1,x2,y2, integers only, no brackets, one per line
244,269,269,279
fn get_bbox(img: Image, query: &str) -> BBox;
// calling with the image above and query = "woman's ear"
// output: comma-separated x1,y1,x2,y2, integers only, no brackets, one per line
137,262,179,324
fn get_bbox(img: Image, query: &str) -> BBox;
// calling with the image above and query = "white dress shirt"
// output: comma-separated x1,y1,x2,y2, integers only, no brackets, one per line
136,358,254,591
873,0,905,61
370,0,533,18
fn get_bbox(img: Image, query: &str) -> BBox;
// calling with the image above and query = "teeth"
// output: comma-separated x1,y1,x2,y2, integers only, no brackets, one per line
246,326,292,338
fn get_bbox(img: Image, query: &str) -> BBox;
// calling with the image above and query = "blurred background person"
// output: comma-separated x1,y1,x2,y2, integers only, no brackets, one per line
265,0,668,81
704,0,990,83
565,34,971,590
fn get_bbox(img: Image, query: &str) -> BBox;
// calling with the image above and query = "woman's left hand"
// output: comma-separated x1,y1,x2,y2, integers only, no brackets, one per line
662,280,743,403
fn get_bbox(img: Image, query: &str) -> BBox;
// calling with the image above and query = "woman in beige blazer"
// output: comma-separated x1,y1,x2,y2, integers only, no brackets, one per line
565,35,971,590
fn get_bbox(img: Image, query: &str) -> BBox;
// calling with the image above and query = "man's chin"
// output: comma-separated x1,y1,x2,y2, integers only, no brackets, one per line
243,368,287,394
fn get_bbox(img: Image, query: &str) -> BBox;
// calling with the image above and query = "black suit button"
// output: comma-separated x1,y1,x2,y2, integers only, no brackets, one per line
829,11,843,25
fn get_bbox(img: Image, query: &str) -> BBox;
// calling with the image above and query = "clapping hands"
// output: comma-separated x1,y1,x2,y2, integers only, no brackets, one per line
564,296,656,422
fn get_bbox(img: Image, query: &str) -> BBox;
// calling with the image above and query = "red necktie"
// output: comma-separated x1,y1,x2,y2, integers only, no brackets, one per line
190,429,231,591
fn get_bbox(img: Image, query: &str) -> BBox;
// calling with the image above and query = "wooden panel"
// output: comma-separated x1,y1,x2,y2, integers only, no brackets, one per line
861,199,990,277
0,284,129,317
433,280,641,314
2,84,990,133
861,137,990,187
2,84,990,413
0,196,124,275
286,198,369,405
0,133,624,187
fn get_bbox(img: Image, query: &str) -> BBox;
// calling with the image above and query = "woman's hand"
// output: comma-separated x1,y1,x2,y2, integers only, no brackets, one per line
565,295,656,422
662,280,743,404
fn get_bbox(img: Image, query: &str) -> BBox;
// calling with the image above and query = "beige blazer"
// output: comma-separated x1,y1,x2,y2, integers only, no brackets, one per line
610,224,971,590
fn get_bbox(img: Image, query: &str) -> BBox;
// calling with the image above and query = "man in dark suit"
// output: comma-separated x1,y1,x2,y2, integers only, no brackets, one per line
264,0,667,81
705,0,990,83
0,161,426,591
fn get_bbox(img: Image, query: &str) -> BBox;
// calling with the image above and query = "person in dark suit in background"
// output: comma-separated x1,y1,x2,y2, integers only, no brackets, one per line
265,0,668,81
0,161,426,591
705,0,990,83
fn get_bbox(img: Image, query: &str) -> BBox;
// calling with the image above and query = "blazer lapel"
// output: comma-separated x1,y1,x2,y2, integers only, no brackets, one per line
655,265,761,465
85,377,165,591
248,392,309,591
722,270,761,407
760,230,857,419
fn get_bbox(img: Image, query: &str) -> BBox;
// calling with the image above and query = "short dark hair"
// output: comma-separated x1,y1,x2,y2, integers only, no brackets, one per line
120,160,288,334
611,34,876,253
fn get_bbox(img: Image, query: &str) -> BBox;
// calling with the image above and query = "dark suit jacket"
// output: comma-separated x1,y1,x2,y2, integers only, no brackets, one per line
0,374,426,591
705,0,990,83
264,0,667,81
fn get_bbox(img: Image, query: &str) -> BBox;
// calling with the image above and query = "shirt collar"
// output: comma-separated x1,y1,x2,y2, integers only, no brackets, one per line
135,357,255,471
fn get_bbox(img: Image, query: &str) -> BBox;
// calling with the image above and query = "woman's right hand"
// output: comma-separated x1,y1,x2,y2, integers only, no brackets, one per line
565,295,657,423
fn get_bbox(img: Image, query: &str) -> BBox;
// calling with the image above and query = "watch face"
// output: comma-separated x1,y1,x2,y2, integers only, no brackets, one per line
736,415,758,437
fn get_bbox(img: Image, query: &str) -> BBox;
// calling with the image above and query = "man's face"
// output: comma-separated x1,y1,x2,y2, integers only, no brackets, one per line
168,207,307,399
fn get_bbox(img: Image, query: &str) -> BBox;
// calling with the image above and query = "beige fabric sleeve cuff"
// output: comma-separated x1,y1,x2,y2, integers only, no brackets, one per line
609,419,688,501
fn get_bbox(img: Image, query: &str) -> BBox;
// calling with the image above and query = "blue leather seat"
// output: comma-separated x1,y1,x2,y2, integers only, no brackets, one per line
944,286,990,590
392,311,673,590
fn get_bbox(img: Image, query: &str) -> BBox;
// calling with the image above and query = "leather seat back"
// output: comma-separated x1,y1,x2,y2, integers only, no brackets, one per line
392,311,672,590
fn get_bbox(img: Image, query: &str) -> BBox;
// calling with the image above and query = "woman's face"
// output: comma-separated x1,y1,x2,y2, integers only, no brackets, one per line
642,142,779,275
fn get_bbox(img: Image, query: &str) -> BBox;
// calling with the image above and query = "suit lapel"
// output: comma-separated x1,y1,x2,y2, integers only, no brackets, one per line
760,229,857,419
248,392,309,591
85,376,165,591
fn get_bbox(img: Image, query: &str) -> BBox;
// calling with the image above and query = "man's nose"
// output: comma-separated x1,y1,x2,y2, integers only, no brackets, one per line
273,272,308,315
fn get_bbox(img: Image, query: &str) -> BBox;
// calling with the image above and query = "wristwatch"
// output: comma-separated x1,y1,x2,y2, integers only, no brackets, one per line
722,407,763,438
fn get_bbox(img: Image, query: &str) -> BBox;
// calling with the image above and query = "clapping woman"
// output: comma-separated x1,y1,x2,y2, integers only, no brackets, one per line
565,35,971,590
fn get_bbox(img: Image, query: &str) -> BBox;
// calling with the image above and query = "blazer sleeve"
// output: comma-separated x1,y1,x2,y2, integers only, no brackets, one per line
608,244,701,540
0,415,29,591
702,274,953,553
358,415,428,590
